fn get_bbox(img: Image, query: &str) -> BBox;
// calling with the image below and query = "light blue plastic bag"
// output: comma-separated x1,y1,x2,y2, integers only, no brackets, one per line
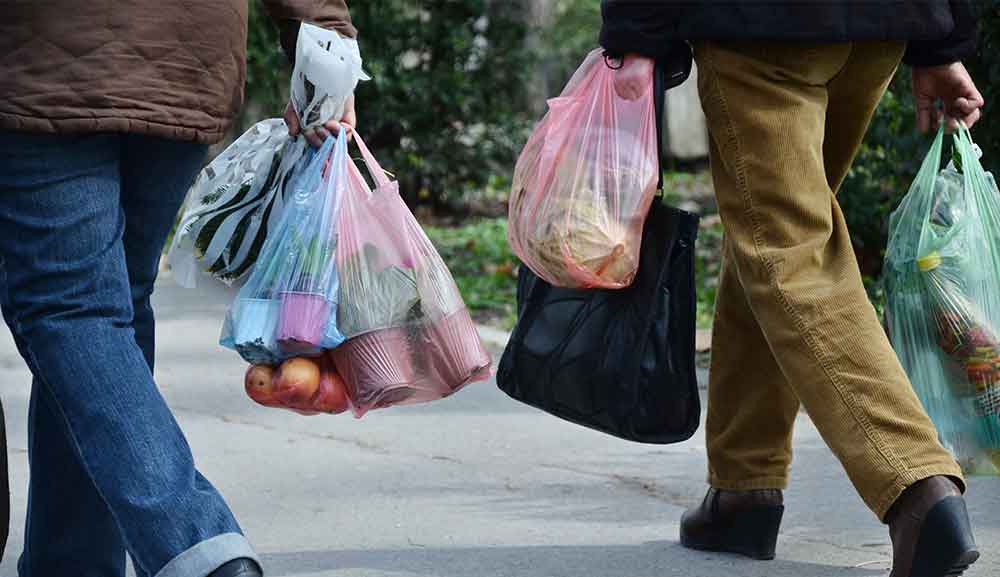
220,131,349,364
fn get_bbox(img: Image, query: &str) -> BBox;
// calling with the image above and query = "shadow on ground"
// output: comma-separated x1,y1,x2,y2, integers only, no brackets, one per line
261,542,884,577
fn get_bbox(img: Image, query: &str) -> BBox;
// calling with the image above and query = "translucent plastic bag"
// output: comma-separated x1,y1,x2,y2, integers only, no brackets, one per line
169,120,307,287
332,127,492,416
220,134,347,365
508,48,659,289
885,125,1000,476
169,23,368,287
291,23,370,130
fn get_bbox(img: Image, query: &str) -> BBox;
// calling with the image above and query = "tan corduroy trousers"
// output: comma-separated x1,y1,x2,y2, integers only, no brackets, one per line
693,41,964,520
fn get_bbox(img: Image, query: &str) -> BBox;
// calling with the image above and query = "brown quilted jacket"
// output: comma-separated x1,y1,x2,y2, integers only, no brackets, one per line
0,1,356,144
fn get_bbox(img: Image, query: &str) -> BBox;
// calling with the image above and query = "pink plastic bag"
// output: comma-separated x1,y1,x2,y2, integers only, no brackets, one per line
332,128,492,416
508,49,659,289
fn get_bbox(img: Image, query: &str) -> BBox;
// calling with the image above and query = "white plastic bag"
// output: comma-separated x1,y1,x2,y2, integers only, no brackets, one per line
169,22,369,287
169,120,306,287
291,23,370,130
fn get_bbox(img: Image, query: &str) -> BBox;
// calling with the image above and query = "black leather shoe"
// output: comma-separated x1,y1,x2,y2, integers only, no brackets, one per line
680,487,784,560
887,476,979,577
208,558,263,577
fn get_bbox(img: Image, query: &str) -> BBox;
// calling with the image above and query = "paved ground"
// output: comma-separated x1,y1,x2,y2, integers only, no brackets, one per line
0,277,997,576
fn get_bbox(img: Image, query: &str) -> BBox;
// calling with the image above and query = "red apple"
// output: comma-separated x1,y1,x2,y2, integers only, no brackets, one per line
314,356,350,414
244,364,277,406
274,357,321,407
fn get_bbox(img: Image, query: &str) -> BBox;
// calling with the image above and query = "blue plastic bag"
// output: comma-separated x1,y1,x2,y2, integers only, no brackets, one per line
220,132,349,364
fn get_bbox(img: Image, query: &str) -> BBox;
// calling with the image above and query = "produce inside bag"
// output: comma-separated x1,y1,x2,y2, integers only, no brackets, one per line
885,126,1000,475
508,48,659,289
168,22,368,286
220,134,348,366
245,355,350,415
332,127,492,416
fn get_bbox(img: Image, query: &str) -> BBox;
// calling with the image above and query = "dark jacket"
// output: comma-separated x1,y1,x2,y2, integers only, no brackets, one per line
600,1,977,67
0,1,356,144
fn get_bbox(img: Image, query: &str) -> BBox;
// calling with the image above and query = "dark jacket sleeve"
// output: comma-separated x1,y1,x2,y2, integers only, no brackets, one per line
903,0,978,66
600,1,680,60
262,0,357,64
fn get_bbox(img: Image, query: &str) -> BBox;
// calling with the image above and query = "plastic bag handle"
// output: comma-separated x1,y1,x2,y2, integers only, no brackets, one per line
343,125,391,188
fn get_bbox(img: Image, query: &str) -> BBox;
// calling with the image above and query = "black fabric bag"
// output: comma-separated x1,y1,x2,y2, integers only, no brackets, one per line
496,198,700,444
497,57,701,444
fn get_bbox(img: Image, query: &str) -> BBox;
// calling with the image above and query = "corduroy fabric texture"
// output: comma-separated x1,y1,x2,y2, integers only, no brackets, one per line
694,40,964,521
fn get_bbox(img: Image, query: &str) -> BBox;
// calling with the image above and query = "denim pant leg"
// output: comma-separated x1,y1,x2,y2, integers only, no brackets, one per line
11,132,197,577
15,378,131,577
0,132,258,577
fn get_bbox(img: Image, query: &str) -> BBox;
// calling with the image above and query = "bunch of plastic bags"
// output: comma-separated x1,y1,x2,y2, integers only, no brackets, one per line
168,24,369,287
223,128,491,417
885,125,1000,476
507,48,660,289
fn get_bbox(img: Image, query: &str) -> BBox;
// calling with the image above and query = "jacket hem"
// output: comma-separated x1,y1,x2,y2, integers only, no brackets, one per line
0,111,231,145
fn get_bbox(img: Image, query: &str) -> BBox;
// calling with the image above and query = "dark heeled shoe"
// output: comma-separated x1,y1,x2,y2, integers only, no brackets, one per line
888,476,979,577
680,487,784,560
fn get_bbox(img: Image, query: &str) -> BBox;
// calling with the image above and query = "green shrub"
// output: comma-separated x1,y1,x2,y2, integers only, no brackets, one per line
539,0,602,90
244,1,532,207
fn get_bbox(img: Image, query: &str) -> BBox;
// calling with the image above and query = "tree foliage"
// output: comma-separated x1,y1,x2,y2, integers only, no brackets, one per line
244,0,531,208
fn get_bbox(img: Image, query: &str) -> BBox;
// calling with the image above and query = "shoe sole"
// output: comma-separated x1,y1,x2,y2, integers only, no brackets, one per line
680,505,783,561
909,496,980,577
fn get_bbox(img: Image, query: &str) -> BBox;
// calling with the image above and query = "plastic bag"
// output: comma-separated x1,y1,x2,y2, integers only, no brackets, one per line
498,200,701,443
291,23,370,130
331,127,492,416
507,48,659,289
168,23,368,287
885,125,1000,476
169,120,307,287
220,134,347,365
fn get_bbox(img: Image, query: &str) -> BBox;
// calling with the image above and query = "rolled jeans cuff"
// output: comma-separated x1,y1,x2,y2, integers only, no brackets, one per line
154,533,259,577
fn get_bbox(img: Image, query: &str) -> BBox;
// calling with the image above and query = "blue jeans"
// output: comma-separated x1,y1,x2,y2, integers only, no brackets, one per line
0,132,259,577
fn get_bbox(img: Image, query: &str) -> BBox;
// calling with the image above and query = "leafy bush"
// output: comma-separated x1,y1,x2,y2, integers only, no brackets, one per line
244,1,290,119
966,0,1000,175
539,0,602,90
244,1,532,208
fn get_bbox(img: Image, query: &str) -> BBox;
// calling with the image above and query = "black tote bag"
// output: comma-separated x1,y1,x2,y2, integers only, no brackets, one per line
496,200,700,443
496,55,701,444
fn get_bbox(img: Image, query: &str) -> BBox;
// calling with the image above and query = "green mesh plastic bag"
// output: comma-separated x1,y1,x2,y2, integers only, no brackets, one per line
885,125,1000,476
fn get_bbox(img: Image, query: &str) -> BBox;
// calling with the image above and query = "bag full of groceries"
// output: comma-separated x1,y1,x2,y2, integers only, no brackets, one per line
220,135,347,366
507,48,660,289
330,127,492,415
884,124,1000,476
234,128,492,417
168,23,369,287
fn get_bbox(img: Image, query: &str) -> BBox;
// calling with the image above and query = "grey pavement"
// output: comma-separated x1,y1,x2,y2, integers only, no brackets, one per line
0,277,997,576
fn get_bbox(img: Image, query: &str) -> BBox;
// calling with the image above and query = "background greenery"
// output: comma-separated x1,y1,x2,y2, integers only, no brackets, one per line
236,0,1000,328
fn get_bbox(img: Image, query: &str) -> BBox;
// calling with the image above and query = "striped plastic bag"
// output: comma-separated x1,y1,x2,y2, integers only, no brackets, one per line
168,23,368,287
169,120,307,287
